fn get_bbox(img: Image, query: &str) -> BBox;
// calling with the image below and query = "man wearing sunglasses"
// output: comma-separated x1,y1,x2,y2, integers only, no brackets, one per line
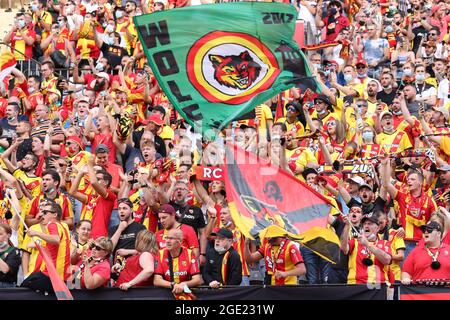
402,221,450,285
22,200,71,293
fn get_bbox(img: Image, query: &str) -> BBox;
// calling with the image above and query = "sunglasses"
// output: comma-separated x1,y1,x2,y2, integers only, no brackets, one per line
286,106,297,112
41,210,55,215
91,244,105,251
423,227,437,234
429,33,437,36
357,104,367,108
356,65,367,69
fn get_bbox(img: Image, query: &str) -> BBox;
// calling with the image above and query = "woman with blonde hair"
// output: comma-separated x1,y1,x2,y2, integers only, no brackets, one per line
113,230,158,290
70,236,113,290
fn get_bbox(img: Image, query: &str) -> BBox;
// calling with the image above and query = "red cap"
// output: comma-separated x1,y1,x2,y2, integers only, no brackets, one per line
66,136,85,150
142,114,164,126
355,58,368,66
316,173,342,189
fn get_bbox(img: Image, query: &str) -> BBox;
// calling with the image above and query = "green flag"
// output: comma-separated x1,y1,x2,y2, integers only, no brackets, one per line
134,2,319,139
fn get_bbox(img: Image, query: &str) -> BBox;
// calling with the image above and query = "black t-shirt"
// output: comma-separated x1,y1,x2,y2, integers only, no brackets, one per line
376,89,397,106
109,221,146,256
100,43,128,69
411,26,427,54
0,246,21,283
171,202,206,235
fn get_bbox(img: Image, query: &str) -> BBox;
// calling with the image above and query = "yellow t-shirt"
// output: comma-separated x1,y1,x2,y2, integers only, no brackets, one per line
376,130,412,154
13,169,41,198
21,223,47,276
276,117,305,137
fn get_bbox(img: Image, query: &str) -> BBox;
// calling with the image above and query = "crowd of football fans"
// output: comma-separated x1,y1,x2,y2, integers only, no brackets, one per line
0,0,449,297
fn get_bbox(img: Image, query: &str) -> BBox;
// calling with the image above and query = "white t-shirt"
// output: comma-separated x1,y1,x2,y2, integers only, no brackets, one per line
438,78,450,107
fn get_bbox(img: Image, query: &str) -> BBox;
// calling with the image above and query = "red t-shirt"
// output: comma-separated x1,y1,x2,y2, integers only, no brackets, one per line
92,132,116,164
80,260,111,288
90,189,117,239
403,243,450,281
156,224,199,250
347,239,392,285
155,247,199,283
322,15,350,42
115,252,155,287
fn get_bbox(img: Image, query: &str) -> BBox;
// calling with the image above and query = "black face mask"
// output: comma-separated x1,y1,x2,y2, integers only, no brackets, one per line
359,20,366,26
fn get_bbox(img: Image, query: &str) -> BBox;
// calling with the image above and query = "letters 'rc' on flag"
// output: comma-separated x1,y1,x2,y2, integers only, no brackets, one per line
134,2,320,139
223,144,340,263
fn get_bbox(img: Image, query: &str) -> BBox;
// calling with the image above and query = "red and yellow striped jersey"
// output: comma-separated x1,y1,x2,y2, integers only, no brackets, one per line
347,238,391,285
155,247,200,283
258,239,303,285
230,227,249,277
43,221,71,281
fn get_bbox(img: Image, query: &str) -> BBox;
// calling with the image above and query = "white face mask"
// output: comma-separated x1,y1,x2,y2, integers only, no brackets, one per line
28,87,35,93
366,233,377,242
0,241,8,249
317,109,327,115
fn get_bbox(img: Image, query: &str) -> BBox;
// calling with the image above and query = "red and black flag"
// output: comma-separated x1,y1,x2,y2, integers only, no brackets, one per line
223,144,340,263
400,285,450,300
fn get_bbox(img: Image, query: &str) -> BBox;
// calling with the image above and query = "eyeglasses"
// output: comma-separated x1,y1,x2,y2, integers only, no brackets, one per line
286,106,297,112
356,65,367,69
423,227,437,234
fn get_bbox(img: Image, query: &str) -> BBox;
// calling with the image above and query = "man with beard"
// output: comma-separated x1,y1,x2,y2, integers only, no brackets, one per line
91,72,110,93
167,180,206,264
275,102,305,138
109,198,146,259
377,72,397,106
156,204,199,257
244,232,305,285
341,213,392,285
25,169,74,229
402,84,421,118
1,152,41,199
376,111,412,154
203,228,242,288
13,120,32,161
432,165,450,208
364,79,383,115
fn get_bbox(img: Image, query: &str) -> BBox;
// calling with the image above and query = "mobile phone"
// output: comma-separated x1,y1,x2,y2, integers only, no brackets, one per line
343,95,354,105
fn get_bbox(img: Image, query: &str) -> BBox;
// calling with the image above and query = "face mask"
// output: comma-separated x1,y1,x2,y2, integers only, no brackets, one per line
392,109,402,116
415,74,426,81
317,109,327,115
28,86,35,93
135,12,142,16
362,131,374,141
324,70,331,77
45,187,55,195
105,37,114,45
313,64,321,70
65,6,73,14
385,26,394,33
382,84,392,90
403,69,412,77
0,241,8,249
389,5,397,11
115,11,123,19
214,244,227,254
105,24,114,33
344,74,353,83
58,21,65,28
95,62,104,71
329,7,337,16
357,73,367,78
7,116,15,121
17,20,26,28
31,4,39,11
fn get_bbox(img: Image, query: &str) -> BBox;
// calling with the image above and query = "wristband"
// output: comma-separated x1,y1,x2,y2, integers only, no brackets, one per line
200,253,206,256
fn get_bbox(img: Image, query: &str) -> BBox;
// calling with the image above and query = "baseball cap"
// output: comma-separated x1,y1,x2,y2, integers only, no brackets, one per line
142,114,164,126
158,204,176,215
302,167,318,180
96,72,110,80
66,136,85,150
420,220,442,233
346,175,365,186
152,105,166,117
437,164,450,172
355,58,368,67
314,94,332,108
380,110,393,119
361,213,379,225
359,183,373,191
95,144,109,154
433,106,449,120
211,228,233,239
